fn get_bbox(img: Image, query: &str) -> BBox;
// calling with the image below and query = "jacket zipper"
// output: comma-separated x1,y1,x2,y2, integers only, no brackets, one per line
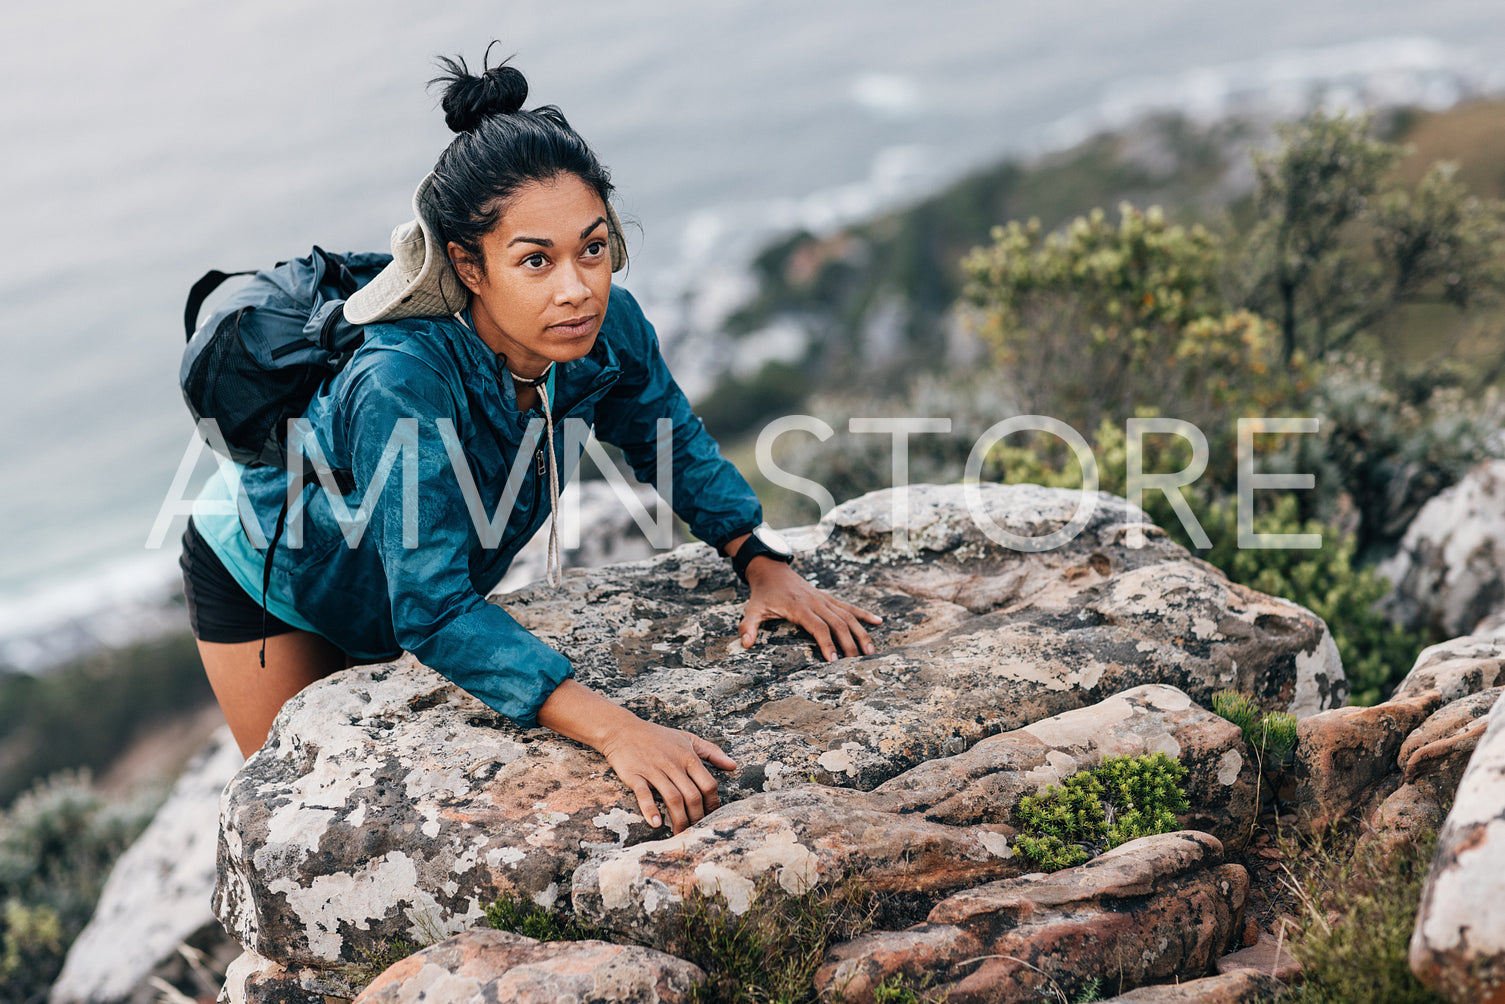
489,375,618,560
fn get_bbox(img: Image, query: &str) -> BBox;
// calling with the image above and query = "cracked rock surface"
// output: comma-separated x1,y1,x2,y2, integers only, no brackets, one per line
815,830,1247,1004
351,930,704,1004
570,684,1257,951
215,484,1342,972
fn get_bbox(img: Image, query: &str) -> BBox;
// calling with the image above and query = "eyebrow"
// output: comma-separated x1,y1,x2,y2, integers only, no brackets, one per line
507,217,608,249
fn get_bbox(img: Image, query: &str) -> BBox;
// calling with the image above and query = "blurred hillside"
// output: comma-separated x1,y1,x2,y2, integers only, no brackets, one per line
699,99,1505,439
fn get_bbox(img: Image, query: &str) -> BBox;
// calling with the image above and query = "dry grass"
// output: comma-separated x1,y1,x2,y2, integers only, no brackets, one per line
1271,826,1446,1004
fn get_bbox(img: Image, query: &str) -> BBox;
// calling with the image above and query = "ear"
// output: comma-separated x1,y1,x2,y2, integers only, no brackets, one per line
447,241,484,294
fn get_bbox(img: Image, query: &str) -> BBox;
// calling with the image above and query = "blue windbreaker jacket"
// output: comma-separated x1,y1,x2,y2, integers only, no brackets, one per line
227,287,762,726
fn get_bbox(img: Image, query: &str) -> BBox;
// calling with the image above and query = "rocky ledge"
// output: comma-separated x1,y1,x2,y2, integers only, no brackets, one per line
206,483,1350,1003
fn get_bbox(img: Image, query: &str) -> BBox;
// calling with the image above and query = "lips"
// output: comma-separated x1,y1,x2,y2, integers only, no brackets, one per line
549,315,598,338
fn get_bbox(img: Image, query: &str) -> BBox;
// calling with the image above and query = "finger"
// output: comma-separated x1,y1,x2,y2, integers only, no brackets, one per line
844,600,885,625
649,769,691,834
669,765,707,827
826,606,868,658
802,614,837,662
839,606,876,656
627,776,664,830
738,605,767,649
686,758,722,817
693,734,738,772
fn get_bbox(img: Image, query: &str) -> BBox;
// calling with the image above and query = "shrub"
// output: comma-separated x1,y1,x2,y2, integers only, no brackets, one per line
1294,356,1503,556
961,203,1302,440
1240,111,1505,366
676,874,876,1004
1012,753,1189,872
1198,496,1430,705
0,772,158,1004
1275,827,1446,1004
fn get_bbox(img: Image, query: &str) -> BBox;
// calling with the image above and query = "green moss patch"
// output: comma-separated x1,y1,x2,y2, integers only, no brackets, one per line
1013,752,1190,871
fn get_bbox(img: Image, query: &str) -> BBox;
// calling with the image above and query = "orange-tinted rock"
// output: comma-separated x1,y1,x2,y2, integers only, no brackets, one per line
1216,930,1302,982
1364,689,1503,859
1289,690,1443,834
352,929,702,1004
1101,969,1287,1002
875,684,1259,851
816,832,1247,1004
1398,688,1503,769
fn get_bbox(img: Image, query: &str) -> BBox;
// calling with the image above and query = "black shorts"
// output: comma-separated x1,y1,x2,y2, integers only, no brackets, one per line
179,516,299,644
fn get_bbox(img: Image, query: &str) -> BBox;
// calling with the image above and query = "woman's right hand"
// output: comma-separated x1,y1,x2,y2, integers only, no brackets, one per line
536,678,736,833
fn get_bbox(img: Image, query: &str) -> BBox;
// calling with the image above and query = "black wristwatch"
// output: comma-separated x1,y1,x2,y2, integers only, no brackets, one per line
730,523,794,584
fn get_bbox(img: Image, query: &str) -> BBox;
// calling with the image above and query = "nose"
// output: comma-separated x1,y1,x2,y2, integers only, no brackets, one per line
554,260,591,305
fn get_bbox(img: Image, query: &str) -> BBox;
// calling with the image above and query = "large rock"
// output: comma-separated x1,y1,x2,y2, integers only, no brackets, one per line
1100,970,1287,1002
216,484,1338,969
814,831,1247,1004
1287,689,1443,834
352,929,704,1004
1381,459,1505,637
51,727,243,1004
1365,688,1504,856
216,659,662,968
1392,632,1505,703
1410,690,1505,1003
570,684,1257,951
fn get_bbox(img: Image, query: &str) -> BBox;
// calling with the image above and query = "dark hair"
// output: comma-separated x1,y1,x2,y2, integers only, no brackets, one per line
428,49,617,272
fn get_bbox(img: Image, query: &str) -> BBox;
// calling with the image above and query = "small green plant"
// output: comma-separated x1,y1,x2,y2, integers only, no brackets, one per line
1274,827,1446,1004
1012,753,1189,872
679,873,877,1004
871,972,935,1004
484,890,607,942
1069,977,1105,1003
340,938,420,990
1211,690,1299,765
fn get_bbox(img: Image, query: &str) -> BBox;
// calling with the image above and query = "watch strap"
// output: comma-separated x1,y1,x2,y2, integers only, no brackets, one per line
732,530,792,584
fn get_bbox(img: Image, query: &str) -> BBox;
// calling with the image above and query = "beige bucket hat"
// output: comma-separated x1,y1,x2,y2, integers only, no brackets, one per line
344,172,629,326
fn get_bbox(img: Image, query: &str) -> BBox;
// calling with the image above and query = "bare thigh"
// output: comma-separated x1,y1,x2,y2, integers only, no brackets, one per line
198,630,347,758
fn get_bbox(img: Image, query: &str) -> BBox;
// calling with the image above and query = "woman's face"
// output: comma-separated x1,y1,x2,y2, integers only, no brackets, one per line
450,173,613,379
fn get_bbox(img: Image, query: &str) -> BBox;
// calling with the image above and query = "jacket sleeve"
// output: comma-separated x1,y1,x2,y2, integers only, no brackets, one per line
591,289,763,550
339,351,573,727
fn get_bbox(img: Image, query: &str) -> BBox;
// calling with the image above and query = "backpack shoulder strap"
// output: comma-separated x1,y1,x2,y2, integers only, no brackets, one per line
183,268,258,341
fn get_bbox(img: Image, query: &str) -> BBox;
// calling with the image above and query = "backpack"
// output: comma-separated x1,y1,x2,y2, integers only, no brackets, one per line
180,246,393,494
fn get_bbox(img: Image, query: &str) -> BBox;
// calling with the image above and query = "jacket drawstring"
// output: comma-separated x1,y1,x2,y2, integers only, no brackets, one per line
260,495,291,667
537,381,562,589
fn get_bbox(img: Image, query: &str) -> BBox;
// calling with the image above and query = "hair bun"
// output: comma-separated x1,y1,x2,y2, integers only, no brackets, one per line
432,52,528,134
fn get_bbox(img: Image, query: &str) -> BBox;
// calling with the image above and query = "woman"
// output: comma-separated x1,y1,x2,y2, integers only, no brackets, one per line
179,52,882,834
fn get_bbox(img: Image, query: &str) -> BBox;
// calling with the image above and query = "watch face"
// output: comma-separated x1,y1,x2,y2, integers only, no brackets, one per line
754,524,793,557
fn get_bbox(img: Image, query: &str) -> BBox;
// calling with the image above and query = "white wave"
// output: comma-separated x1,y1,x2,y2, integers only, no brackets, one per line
0,549,186,674
1034,36,1486,153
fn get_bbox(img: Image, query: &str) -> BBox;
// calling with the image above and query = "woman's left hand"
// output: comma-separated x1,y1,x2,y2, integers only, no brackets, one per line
738,559,883,661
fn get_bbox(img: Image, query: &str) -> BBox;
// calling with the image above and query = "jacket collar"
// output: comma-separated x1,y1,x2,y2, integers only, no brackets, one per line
447,309,622,421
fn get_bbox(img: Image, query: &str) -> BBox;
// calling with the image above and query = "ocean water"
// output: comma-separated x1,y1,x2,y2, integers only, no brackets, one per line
2,0,1503,669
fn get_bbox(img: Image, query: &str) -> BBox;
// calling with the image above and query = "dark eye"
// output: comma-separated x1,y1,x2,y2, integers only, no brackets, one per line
524,252,548,269
584,240,607,258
